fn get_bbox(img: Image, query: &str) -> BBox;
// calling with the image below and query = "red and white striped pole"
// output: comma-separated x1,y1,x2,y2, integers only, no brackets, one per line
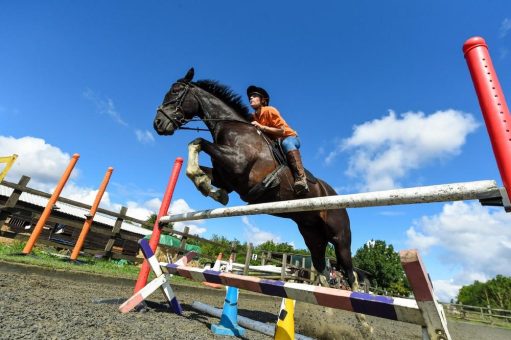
133,157,184,294
463,37,511,210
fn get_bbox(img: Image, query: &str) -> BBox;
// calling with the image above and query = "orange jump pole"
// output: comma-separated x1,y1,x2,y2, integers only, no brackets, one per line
133,157,184,294
70,167,114,261
22,153,80,254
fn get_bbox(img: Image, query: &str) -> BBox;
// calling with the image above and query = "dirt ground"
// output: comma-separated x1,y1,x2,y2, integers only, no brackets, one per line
1,261,510,340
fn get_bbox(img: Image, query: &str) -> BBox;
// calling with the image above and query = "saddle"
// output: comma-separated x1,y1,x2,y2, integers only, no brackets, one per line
244,136,317,202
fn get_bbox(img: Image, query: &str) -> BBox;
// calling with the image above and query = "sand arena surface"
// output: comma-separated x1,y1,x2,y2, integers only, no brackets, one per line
1,261,510,340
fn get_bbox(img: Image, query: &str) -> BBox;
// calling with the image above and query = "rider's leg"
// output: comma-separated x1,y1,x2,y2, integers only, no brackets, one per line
282,136,309,194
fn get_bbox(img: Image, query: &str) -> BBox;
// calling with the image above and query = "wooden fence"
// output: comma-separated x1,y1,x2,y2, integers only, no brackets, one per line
0,176,225,262
443,303,511,326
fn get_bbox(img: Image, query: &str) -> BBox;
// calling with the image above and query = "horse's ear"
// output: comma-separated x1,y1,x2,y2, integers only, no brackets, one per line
184,68,194,82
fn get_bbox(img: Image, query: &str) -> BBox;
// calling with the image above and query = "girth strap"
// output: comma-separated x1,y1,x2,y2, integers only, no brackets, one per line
243,165,287,202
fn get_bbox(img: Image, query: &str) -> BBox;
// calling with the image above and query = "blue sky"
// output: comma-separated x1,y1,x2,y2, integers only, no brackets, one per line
2,1,511,301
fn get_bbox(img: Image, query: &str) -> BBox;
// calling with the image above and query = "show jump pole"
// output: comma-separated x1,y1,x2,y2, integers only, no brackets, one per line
133,157,184,294
160,180,501,224
70,167,114,261
464,37,511,210
22,153,80,254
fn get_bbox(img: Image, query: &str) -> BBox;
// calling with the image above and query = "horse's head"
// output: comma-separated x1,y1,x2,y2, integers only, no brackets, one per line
153,68,201,135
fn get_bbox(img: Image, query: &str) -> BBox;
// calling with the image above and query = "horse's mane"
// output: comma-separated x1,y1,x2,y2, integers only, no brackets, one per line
194,80,250,120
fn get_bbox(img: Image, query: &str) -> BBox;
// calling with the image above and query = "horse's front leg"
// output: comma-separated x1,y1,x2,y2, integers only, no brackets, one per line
186,138,229,205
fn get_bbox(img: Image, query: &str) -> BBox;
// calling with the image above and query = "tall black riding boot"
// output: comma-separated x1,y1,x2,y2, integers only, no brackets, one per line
286,150,309,195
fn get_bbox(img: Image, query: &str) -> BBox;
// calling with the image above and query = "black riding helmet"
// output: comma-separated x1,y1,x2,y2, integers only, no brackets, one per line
247,85,270,105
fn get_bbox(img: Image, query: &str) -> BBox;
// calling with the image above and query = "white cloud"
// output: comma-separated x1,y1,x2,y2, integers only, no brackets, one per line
241,216,281,245
432,279,462,303
135,129,155,144
406,201,511,300
168,198,206,235
61,183,113,207
169,198,196,215
144,197,162,212
0,135,207,236
0,135,79,191
83,88,127,126
327,110,478,191
121,200,155,221
499,18,511,38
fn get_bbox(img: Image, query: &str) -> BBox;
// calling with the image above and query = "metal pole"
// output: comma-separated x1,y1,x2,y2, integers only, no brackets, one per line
70,167,113,260
0,154,18,182
160,180,500,224
22,154,79,254
190,301,313,340
463,37,511,210
133,157,183,294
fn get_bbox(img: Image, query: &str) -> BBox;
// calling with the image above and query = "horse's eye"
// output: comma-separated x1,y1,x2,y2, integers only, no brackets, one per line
171,84,182,93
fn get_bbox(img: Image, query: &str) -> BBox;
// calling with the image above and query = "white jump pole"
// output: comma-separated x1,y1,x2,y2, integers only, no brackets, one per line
160,180,501,224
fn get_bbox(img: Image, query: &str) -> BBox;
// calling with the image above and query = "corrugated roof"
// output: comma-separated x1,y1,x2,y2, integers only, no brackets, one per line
0,184,151,236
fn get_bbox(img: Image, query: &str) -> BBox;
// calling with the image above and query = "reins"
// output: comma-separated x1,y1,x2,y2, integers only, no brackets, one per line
176,118,253,133
160,81,253,133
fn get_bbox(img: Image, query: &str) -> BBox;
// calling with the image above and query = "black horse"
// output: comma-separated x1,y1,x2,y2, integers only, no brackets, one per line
153,68,357,289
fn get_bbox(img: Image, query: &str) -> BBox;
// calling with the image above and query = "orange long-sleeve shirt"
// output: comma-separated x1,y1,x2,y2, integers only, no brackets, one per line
253,106,297,138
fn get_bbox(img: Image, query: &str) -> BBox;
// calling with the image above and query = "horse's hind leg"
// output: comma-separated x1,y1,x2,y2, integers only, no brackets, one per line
331,231,357,289
328,211,374,335
297,223,330,286
186,139,228,205
323,208,356,288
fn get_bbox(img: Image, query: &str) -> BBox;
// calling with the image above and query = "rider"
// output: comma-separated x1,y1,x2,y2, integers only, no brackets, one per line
247,85,309,194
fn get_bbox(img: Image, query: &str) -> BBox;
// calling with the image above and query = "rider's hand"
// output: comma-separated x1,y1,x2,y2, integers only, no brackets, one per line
251,121,262,129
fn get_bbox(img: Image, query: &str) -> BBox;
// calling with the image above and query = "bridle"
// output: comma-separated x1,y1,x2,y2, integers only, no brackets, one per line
157,82,251,132
157,82,195,130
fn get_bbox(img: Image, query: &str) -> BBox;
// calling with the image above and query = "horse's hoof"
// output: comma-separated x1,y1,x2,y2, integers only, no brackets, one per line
316,274,329,287
212,189,229,206
218,192,229,206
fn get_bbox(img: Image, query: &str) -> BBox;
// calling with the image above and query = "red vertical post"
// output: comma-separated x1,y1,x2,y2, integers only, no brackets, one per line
133,157,184,293
70,167,114,260
463,37,511,208
22,153,80,254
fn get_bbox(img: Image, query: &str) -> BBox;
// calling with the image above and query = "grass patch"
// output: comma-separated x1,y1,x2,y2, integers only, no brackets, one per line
0,241,200,286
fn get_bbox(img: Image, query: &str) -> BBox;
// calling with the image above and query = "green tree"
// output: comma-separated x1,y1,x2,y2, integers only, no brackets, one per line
325,244,336,258
352,240,410,296
457,275,511,309
199,234,238,260
255,240,295,253
144,213,174,230
145,213,157,228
